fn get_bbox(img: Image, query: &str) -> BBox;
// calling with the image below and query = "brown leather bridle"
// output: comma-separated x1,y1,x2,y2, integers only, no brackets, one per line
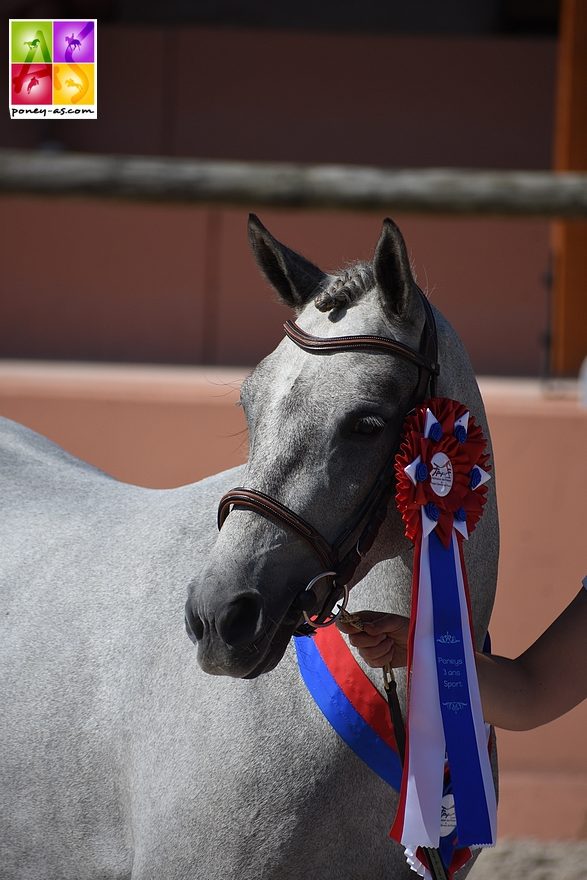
217,290,439,636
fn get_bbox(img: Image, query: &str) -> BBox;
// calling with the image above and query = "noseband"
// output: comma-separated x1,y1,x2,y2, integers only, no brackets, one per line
217,290,439,636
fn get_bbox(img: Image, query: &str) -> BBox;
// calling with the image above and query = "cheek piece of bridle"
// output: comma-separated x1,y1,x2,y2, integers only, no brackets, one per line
217,290,439,637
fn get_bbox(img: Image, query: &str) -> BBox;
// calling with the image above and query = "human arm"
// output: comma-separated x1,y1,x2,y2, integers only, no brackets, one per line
475,588,587,730
337,587,587,731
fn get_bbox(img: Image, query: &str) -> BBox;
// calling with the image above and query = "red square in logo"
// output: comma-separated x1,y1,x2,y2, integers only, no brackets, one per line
11,63,52,104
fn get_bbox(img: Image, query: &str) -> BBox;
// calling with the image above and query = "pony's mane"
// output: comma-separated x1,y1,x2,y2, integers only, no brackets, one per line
314,262,375,313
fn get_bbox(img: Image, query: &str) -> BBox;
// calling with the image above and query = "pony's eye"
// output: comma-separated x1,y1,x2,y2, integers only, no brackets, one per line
352,415,386,436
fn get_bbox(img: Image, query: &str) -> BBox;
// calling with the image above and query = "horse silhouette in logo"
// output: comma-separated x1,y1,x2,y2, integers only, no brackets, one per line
66,78,83,93
26,76,39,95
23,39,40,50
440,800,456,831
441,805,453,823
65,34,82,53
431,460,453,489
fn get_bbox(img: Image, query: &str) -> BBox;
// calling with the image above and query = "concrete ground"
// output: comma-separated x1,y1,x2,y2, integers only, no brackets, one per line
470,839,587,880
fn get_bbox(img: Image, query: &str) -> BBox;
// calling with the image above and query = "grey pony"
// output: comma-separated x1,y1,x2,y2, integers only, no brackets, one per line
0,218,498,879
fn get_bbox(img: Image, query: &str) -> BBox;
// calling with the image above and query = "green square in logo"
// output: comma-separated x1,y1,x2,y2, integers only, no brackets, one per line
11,20,53,63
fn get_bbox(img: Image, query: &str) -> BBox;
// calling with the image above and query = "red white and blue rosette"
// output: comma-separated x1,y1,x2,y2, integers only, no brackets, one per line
390,398,496,866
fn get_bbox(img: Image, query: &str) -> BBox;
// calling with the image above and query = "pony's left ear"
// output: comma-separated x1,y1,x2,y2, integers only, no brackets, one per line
373,218,417,319
248,214,326,310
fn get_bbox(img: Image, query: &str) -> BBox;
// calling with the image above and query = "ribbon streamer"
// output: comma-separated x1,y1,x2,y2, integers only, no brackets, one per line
294,398,495,878
391,398,496,867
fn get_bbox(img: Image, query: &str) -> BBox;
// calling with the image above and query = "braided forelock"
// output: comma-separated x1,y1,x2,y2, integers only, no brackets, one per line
314,262,375,313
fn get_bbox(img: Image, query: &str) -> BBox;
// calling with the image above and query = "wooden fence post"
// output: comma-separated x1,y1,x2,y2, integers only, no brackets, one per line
551,0,587,375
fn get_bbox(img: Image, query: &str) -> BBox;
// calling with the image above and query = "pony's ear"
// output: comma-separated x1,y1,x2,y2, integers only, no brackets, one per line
373,218,417,319
248,214,325,309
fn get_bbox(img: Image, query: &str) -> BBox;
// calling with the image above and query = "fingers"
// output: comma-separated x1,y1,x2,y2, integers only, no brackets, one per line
345,629,396,667
337,610,410,670
363,614,409,639
336,609,386,634
360,637,396,668
343,630,385,651
337,611,409,641
335,620,360,635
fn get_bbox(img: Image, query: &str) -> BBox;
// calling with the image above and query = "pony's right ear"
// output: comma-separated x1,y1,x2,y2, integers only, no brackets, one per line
248,215,326,310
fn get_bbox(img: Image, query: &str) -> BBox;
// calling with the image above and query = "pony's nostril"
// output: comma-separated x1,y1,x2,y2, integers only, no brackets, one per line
184,601,204,642
215,593,263,648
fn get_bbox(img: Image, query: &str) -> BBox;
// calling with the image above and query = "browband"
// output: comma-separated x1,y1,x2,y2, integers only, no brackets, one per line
283,290,439,403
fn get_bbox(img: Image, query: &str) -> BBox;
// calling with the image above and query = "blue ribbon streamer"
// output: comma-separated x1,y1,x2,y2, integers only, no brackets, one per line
437,775,459,869
428,531,492,846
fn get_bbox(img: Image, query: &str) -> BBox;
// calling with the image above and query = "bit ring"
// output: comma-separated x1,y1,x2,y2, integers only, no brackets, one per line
302,577,349,629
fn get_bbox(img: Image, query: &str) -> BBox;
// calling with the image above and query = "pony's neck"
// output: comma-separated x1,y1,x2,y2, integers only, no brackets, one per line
434,309,487,422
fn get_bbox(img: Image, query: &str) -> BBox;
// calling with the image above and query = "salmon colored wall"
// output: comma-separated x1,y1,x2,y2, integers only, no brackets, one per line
0,363,247,487
0,196,551,376
215,209,551,375
0,198,211,364
0,364,585,840
486,388,587,840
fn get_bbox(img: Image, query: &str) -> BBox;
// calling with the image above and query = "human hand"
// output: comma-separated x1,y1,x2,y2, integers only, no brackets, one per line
337,611,410,668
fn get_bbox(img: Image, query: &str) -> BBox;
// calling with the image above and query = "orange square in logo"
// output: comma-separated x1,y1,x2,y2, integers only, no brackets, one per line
53,62,94,105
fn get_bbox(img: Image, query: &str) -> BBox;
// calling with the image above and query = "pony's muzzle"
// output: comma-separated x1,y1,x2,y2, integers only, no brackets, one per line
184,601,204,644
185,593,265,649
214,592,265,648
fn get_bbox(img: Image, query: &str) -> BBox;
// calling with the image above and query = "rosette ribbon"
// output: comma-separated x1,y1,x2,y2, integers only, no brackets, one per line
390,398,496,873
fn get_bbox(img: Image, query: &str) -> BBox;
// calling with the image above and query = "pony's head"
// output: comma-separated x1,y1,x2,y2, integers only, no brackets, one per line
186,216,439,677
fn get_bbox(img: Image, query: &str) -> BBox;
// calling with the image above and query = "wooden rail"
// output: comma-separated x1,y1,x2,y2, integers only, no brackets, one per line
2,149,587,217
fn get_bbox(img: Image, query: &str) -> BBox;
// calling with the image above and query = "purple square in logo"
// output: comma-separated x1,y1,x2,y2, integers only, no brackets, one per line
53,21,95,63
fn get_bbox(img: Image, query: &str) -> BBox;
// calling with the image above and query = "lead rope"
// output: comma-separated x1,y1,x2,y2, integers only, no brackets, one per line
339,612,449,880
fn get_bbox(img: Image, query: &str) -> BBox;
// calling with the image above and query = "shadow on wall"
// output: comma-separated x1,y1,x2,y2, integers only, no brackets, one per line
0,200,550,376
0,27,555,167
